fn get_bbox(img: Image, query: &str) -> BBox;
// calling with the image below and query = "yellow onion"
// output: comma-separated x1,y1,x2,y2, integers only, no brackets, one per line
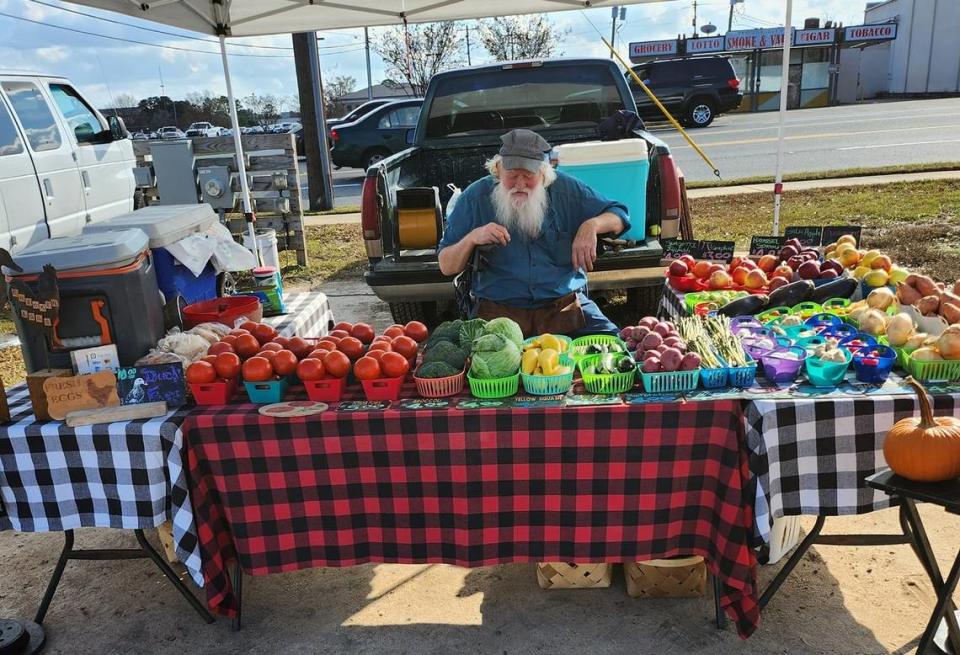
937,325,960,360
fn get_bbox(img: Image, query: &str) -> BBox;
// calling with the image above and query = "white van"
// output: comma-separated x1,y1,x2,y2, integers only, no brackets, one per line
0,71,135,253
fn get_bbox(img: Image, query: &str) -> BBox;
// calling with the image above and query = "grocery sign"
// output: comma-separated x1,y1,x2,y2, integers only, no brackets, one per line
794,28,835,46
686,36,725,54
844,23,897,42
629,39,679,60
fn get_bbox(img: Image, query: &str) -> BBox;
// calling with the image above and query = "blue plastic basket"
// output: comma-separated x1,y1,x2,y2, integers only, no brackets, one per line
699,365,728,389
727,353,758,387
244,377,289,404
819,324,858,341
639,368,699,393
852,345,896,383
805,313,843,330
840,333,879,354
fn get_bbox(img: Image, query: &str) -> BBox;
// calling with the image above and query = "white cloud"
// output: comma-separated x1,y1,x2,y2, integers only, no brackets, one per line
35,45,68,62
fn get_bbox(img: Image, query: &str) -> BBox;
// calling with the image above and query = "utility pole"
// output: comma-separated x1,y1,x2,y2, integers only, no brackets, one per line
293,32,334,212
364,27,373,101
692,0,699,37
466,24,472,66
728,0,743,32
610,6,618,58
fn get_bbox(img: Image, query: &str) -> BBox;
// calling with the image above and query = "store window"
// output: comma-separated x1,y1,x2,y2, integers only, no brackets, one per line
758,50,803,92
801,48,830,90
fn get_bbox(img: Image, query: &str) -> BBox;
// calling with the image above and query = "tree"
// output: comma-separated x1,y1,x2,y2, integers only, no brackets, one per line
373,22,464,96
113,92,138,108
243,92,280,126
323,75,356,117
478,16,567,61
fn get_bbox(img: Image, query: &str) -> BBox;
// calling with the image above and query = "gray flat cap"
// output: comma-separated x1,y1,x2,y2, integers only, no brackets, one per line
499,129,551,173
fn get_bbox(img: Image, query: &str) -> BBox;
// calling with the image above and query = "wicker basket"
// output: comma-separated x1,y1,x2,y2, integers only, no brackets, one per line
624,556,706,598
536,562,612,590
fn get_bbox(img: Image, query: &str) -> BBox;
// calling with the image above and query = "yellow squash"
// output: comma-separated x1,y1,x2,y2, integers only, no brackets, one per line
521,348,541,375
538,348,560,376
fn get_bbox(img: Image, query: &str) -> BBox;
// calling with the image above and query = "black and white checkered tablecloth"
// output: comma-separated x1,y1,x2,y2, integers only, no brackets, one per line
744,393,960,544
0,384,204,586
264,291,334,337
658,284,686,320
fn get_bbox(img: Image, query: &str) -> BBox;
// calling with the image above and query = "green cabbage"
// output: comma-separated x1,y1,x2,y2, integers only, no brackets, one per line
458,318,487,351
469,334,521,379
480,317,524,350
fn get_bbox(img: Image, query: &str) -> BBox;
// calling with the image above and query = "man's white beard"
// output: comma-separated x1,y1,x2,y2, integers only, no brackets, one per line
492,181,548,240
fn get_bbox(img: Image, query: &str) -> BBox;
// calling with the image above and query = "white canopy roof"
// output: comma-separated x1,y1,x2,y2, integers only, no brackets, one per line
61,0,672,37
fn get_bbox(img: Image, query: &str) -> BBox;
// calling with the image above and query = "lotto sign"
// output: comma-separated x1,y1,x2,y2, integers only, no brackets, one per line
686,37,725,54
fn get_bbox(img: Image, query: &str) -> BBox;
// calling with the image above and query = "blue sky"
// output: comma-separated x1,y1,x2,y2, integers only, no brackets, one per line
0,0,866,110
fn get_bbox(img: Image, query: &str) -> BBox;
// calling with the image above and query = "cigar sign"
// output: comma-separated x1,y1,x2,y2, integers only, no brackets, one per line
794,28,835,46
629,39,678,59
844,23,897,43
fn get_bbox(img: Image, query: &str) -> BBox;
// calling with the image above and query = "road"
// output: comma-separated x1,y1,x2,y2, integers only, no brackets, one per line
303,97,960,207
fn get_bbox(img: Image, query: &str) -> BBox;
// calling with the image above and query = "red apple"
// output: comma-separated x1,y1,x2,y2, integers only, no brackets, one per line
728,256,745,272
668,260,689,277
708,269,732,290
693,261,712,279
767,276,790,292
737,259,757,271
758,255,778,273
679,254,696,269
743,269,768,290
798,260,821,280
774,265,794,280
708,263,725,275
731,267,750,286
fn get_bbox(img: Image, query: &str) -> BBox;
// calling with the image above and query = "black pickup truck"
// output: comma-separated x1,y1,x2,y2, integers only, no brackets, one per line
359,58,688,324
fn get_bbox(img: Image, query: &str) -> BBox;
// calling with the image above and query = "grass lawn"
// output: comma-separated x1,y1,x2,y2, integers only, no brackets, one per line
279,224,368,287
685,161,960,189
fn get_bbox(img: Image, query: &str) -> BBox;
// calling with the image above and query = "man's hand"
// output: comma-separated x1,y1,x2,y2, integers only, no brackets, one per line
572,219,599,272
470,223,511,247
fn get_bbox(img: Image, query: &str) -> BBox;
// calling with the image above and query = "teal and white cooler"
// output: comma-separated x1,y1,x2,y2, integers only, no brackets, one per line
556,139,649,242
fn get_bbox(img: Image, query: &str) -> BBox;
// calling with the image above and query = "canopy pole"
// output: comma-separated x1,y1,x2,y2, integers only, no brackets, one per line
772,0,793,236
219,35,260,262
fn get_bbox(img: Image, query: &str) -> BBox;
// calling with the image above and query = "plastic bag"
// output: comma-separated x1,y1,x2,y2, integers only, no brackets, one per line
445,183,462,218
164,235,215,277
207,222,257,273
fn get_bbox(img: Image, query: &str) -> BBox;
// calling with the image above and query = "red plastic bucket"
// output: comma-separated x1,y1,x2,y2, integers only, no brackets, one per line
183,296,262,329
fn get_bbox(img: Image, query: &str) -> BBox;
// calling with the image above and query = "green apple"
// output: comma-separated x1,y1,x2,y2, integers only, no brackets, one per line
888,266,909,285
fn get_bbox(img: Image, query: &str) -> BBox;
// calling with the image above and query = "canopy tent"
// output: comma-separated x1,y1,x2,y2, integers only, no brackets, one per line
62,0,797,235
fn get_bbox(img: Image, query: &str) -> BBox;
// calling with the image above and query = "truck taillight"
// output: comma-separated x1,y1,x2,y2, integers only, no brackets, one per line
330,129,339,142
361,176,380,241
659,154,682,223
728,78,740,90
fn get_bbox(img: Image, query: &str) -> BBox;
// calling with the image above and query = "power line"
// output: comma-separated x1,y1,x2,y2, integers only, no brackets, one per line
0,10,293,57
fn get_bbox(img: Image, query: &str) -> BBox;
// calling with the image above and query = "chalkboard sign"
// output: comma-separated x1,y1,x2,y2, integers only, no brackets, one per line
661,239,702,260
820,225,862,247
749,235,785,257
116,363,186,408
699,240,735,263
783,226,822,247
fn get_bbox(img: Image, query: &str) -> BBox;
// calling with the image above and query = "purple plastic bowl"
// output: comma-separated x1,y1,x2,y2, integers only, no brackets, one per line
761,346,808,383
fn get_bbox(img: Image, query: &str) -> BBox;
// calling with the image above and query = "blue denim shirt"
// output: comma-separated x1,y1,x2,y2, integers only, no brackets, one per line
438,171,630,308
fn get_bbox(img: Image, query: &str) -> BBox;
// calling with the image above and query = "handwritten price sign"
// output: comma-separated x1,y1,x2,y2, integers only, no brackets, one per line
116,363,186,407
821,225,862,247
783,226,823,247
699,240,735,263
749,235,785,257
661,239,702,261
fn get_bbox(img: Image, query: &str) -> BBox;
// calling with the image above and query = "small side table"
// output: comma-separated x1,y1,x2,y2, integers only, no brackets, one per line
867,469,960,655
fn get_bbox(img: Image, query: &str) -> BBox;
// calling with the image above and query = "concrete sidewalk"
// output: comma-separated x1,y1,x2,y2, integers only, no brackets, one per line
303,170,960,226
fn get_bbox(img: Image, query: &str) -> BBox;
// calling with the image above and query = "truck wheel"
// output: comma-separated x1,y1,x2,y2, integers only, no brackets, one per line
389,301,437,326
364,148,391,170
684,98,716,128
628,285,664,319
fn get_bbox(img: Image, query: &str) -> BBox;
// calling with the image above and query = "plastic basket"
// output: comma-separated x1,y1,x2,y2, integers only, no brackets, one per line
523,334,573,352
791,302,823,319
362,375,405,401
727,353,758,387
521,354,574,395
903,352,960,382
414,368,466,398
699,365,728,389
878,336,912,371
852,345,896,383
578,355,636,394
756,307,793,324
640,368,699,393
822,298,852,316
304,376,347,402
778,325,819,341
840,333,878,354
684,291,746,315
667,275,706,293
795,334,832,356
820,324,858,341
805,313,843,330
804,350,852,387
761,346,807,383
244,377,289,404
467,372,520,398
570,335,627,362
190,378,238,405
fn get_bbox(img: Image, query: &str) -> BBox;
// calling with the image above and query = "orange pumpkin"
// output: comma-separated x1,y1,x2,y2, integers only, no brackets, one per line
883,377,960,482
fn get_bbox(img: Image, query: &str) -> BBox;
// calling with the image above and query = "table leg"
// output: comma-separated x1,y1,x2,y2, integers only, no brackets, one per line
760,515,825,610
713,574,726,630
133,530,214,624
34,530,74,624
231,560,243,632
901,499,960,655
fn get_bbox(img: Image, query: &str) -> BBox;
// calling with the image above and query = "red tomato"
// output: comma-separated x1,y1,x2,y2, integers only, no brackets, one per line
272,350,298,376
186,361,217,384
260,342,283,352
271,336,290,349
333,321,354,333
365,349,387,364
322,351,351,378
235,334,260,358
353,356,382,381
351,323,376,344
242,356,274,382
221,335,239,347
257,350,278,366
238,321,259,333
201,354,219,365
383,326,405,339
253,323,278,345
308,348,331,360
368,341,392,352
404,321,429,343
329,329,350,340
287,337,312,359
317,338,340,351
207,341,235,356
390,335,418,360
229,328,250,337
213,352,242,380
388,324,404,331
380,352,410,378
296,357,325,381
337,336,365,361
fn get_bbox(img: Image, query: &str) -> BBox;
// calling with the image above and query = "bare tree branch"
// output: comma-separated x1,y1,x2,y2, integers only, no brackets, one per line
478,16,567,61
372,22,465,96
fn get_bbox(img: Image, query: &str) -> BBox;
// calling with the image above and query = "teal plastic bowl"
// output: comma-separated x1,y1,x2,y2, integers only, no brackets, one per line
804,350,852,387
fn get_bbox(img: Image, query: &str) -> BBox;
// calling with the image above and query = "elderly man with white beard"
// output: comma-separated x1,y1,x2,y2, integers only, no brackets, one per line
438,129,630,337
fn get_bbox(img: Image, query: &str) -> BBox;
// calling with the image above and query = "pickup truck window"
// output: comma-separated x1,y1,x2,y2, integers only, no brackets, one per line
425,66,625,138
49,83,105,145
0,101,24,157
1,82,62,152
378,106,420,129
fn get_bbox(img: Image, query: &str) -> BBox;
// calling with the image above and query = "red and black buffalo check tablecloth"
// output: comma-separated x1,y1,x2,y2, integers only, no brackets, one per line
183,393,760,637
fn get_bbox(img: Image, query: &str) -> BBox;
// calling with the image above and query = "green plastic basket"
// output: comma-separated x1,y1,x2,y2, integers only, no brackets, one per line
639,368,700,393
577,354,636,394
467,371,520,398
791,301,823,319
570,335,628,362
878,336,912,371
822,298,852,316
523,334,573,350
521,354,574,395
903,352,960,382
757,306,793,325
683,290,747,315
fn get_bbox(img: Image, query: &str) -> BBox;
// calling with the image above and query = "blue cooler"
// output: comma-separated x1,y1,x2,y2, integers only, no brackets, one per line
556,139,649,241
83,205,218,304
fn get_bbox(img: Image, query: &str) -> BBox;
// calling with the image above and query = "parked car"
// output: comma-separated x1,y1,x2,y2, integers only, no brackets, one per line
267,121,300,134
0,72,135,252
184,121,220,137
626,56,742,127
326,99,391,130
331,99,422,170
131,130,150,140
288,125,304,154
159,125,184,139
360,59,686,324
